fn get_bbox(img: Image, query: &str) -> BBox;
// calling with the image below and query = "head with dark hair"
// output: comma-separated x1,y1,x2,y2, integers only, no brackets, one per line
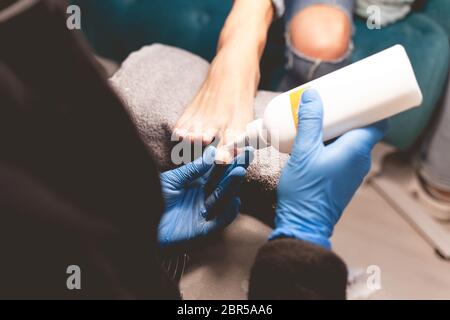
248,238,348,300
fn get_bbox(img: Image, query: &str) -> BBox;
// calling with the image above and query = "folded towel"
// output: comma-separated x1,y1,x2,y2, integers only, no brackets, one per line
110,44,288,224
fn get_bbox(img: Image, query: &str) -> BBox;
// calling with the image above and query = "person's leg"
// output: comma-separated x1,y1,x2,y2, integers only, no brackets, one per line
419,74,450,203
279,0,354,90
174,0,274,163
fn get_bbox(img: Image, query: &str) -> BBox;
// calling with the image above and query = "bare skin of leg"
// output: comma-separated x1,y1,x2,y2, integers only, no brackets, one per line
289,4,352,61
174,0,274,163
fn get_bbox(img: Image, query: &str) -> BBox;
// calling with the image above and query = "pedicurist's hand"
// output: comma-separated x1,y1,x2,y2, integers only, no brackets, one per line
272,90,387,249
158,146,254,246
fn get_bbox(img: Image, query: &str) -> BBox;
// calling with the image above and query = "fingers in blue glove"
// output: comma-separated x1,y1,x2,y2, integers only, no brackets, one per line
291,89,324,159
204,166,247,218
220,146,255,181
332,119,388,155
204,197,241,234
324,120,388,184
170,146,216,187
204,147,255,196
292,89,388,159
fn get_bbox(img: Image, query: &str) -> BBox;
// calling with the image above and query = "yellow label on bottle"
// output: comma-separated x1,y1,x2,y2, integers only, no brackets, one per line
289,88,305,128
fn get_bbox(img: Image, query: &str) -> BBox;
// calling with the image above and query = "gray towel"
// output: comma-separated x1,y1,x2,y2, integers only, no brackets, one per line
110,44,288,222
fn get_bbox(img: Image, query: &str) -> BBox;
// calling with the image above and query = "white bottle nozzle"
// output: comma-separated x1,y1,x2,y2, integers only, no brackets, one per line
245,119,270,149
222,119,270,152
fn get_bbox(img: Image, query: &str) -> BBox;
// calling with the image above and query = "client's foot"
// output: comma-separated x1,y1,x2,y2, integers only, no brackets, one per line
174,44,258,163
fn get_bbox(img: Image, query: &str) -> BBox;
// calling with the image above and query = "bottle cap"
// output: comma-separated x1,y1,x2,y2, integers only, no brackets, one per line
246,119,269,149
221,119,270,152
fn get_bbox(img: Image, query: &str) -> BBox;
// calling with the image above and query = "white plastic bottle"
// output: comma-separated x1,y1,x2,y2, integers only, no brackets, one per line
232,45,423,153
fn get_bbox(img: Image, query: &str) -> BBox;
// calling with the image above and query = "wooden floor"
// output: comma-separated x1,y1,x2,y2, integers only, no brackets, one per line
333,183,450,299
181,164,450,300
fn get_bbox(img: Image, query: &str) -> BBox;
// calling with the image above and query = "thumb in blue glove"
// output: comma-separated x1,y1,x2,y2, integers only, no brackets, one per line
158,146,254,246
271,89,388,249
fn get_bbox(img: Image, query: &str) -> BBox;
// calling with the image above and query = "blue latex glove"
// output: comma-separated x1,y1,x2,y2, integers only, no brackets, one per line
158,146,254,246
271,89,388,249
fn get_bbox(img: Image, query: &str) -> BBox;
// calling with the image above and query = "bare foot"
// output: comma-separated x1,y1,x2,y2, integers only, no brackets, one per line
174,43,260,163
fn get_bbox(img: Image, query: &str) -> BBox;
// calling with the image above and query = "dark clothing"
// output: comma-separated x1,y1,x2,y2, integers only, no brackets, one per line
0,0,178,299
0,0,347,299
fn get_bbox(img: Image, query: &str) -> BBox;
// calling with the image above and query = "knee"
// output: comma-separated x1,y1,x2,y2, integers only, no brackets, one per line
289,5,352,61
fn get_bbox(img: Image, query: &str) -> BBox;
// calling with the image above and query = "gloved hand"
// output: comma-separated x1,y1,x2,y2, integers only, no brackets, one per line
271,89,388,249
158,146,254,246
